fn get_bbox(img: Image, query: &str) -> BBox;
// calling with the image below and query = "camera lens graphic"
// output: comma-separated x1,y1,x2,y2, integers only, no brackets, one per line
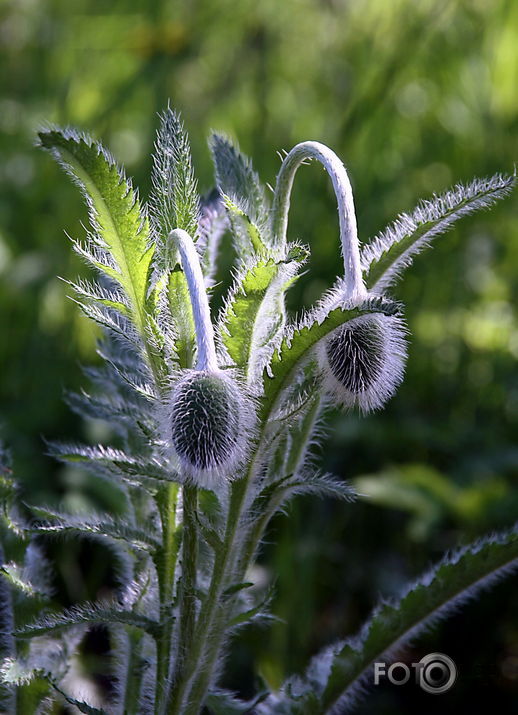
417,652,457,694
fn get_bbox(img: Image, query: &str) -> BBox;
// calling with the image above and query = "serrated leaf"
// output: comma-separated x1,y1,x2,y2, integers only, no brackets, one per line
0,563,47,599
221,247,306,381
210,133,269,232
38,128,154,338
313,526,518,712
362,173,515,293
63,276,131,317
221,194,270,258
262,298,399,417
16,601,159,638
0,657,45,687
150,107,200,242
46,442,173,486
0,546,15,713
276,473,358,504
50,680,109,715
28,506,161,553
206,688,269,714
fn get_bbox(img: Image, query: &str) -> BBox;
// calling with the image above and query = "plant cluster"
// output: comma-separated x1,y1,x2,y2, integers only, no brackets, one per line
0,107,516,714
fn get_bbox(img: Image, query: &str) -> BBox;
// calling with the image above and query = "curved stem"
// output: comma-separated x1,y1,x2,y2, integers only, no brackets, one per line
169,229,218,372
271,141,366,303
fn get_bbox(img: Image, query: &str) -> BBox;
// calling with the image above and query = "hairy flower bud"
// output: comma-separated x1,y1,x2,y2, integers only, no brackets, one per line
168,369,252,485
318,313,407,412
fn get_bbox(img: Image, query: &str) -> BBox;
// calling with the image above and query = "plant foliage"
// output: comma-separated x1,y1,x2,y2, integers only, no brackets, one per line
0,109,515,714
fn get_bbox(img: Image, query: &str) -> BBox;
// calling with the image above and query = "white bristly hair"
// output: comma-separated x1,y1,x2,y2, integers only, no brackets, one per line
165,230,255,487
317,313,407,413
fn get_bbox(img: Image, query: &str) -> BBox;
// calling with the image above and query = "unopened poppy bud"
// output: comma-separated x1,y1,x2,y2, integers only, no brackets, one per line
169,369,250,483
319,313,407,413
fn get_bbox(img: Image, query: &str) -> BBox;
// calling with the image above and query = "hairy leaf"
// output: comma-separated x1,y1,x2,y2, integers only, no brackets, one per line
206,688,269,714
51,685,109,715
149,107,200,243
166,267,196,369
198,189,228,286
38,128,154,337
221,246,305,380
28,506,161,553
262,297,399,416
265,526,518,713
221,194,270,258
210,133,269,232
16,601,159,638
361,173,515,293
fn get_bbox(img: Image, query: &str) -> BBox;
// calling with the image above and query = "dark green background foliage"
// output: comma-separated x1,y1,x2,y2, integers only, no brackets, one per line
1,0,517,711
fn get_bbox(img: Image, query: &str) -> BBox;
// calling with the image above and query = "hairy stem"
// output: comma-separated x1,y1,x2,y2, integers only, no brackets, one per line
168,469,255,714
154,483,181,714
171,485,199,694
169,228,218,372
122,630,144,715
184,398,325,710
170,394,321,712
271,141,366,302
241,396,323,580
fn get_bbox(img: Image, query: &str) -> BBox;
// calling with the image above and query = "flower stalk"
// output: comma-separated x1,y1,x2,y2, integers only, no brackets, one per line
169,228,218,372
271,140,367,303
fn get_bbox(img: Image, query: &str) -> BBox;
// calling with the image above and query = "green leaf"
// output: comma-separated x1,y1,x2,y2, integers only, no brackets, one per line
50,682,109,715
222,582,254,598
167,267,196,369
206,689,269,715
221,247,305,380
63,277,131,318
16,601,160,638
317,526,518,712
28,506,161,553
221,194,270,258
262,297,399,417
277,472,358,504
0,563,47,599
38,128,154,338
210,133,269,231
150,107,200,242
362,173,515,293
47,443,170,482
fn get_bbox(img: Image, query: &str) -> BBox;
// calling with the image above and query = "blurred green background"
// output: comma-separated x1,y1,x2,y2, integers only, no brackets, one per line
1,0,517,712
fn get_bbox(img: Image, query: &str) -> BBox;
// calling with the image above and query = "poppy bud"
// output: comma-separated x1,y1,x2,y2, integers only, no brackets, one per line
168,369,251,484
319,313,407,413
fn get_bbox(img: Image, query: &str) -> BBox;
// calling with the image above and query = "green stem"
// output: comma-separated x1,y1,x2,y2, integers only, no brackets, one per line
171,485,199,691
169,397,321,712
154,483,181,714
122,630,144,715
168,475,251,714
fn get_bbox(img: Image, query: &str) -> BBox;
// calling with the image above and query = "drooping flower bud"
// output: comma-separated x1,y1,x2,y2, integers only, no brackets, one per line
164,229,255,486
318,313,407,413
272,141,367,303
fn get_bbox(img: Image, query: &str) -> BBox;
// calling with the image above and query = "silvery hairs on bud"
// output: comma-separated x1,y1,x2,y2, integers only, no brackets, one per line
163,229,255,487
318,313,407,413
271,141,409,414
167,368,254,486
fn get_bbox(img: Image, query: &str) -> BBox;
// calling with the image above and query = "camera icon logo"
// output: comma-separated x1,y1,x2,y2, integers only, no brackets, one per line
416,652,457,694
